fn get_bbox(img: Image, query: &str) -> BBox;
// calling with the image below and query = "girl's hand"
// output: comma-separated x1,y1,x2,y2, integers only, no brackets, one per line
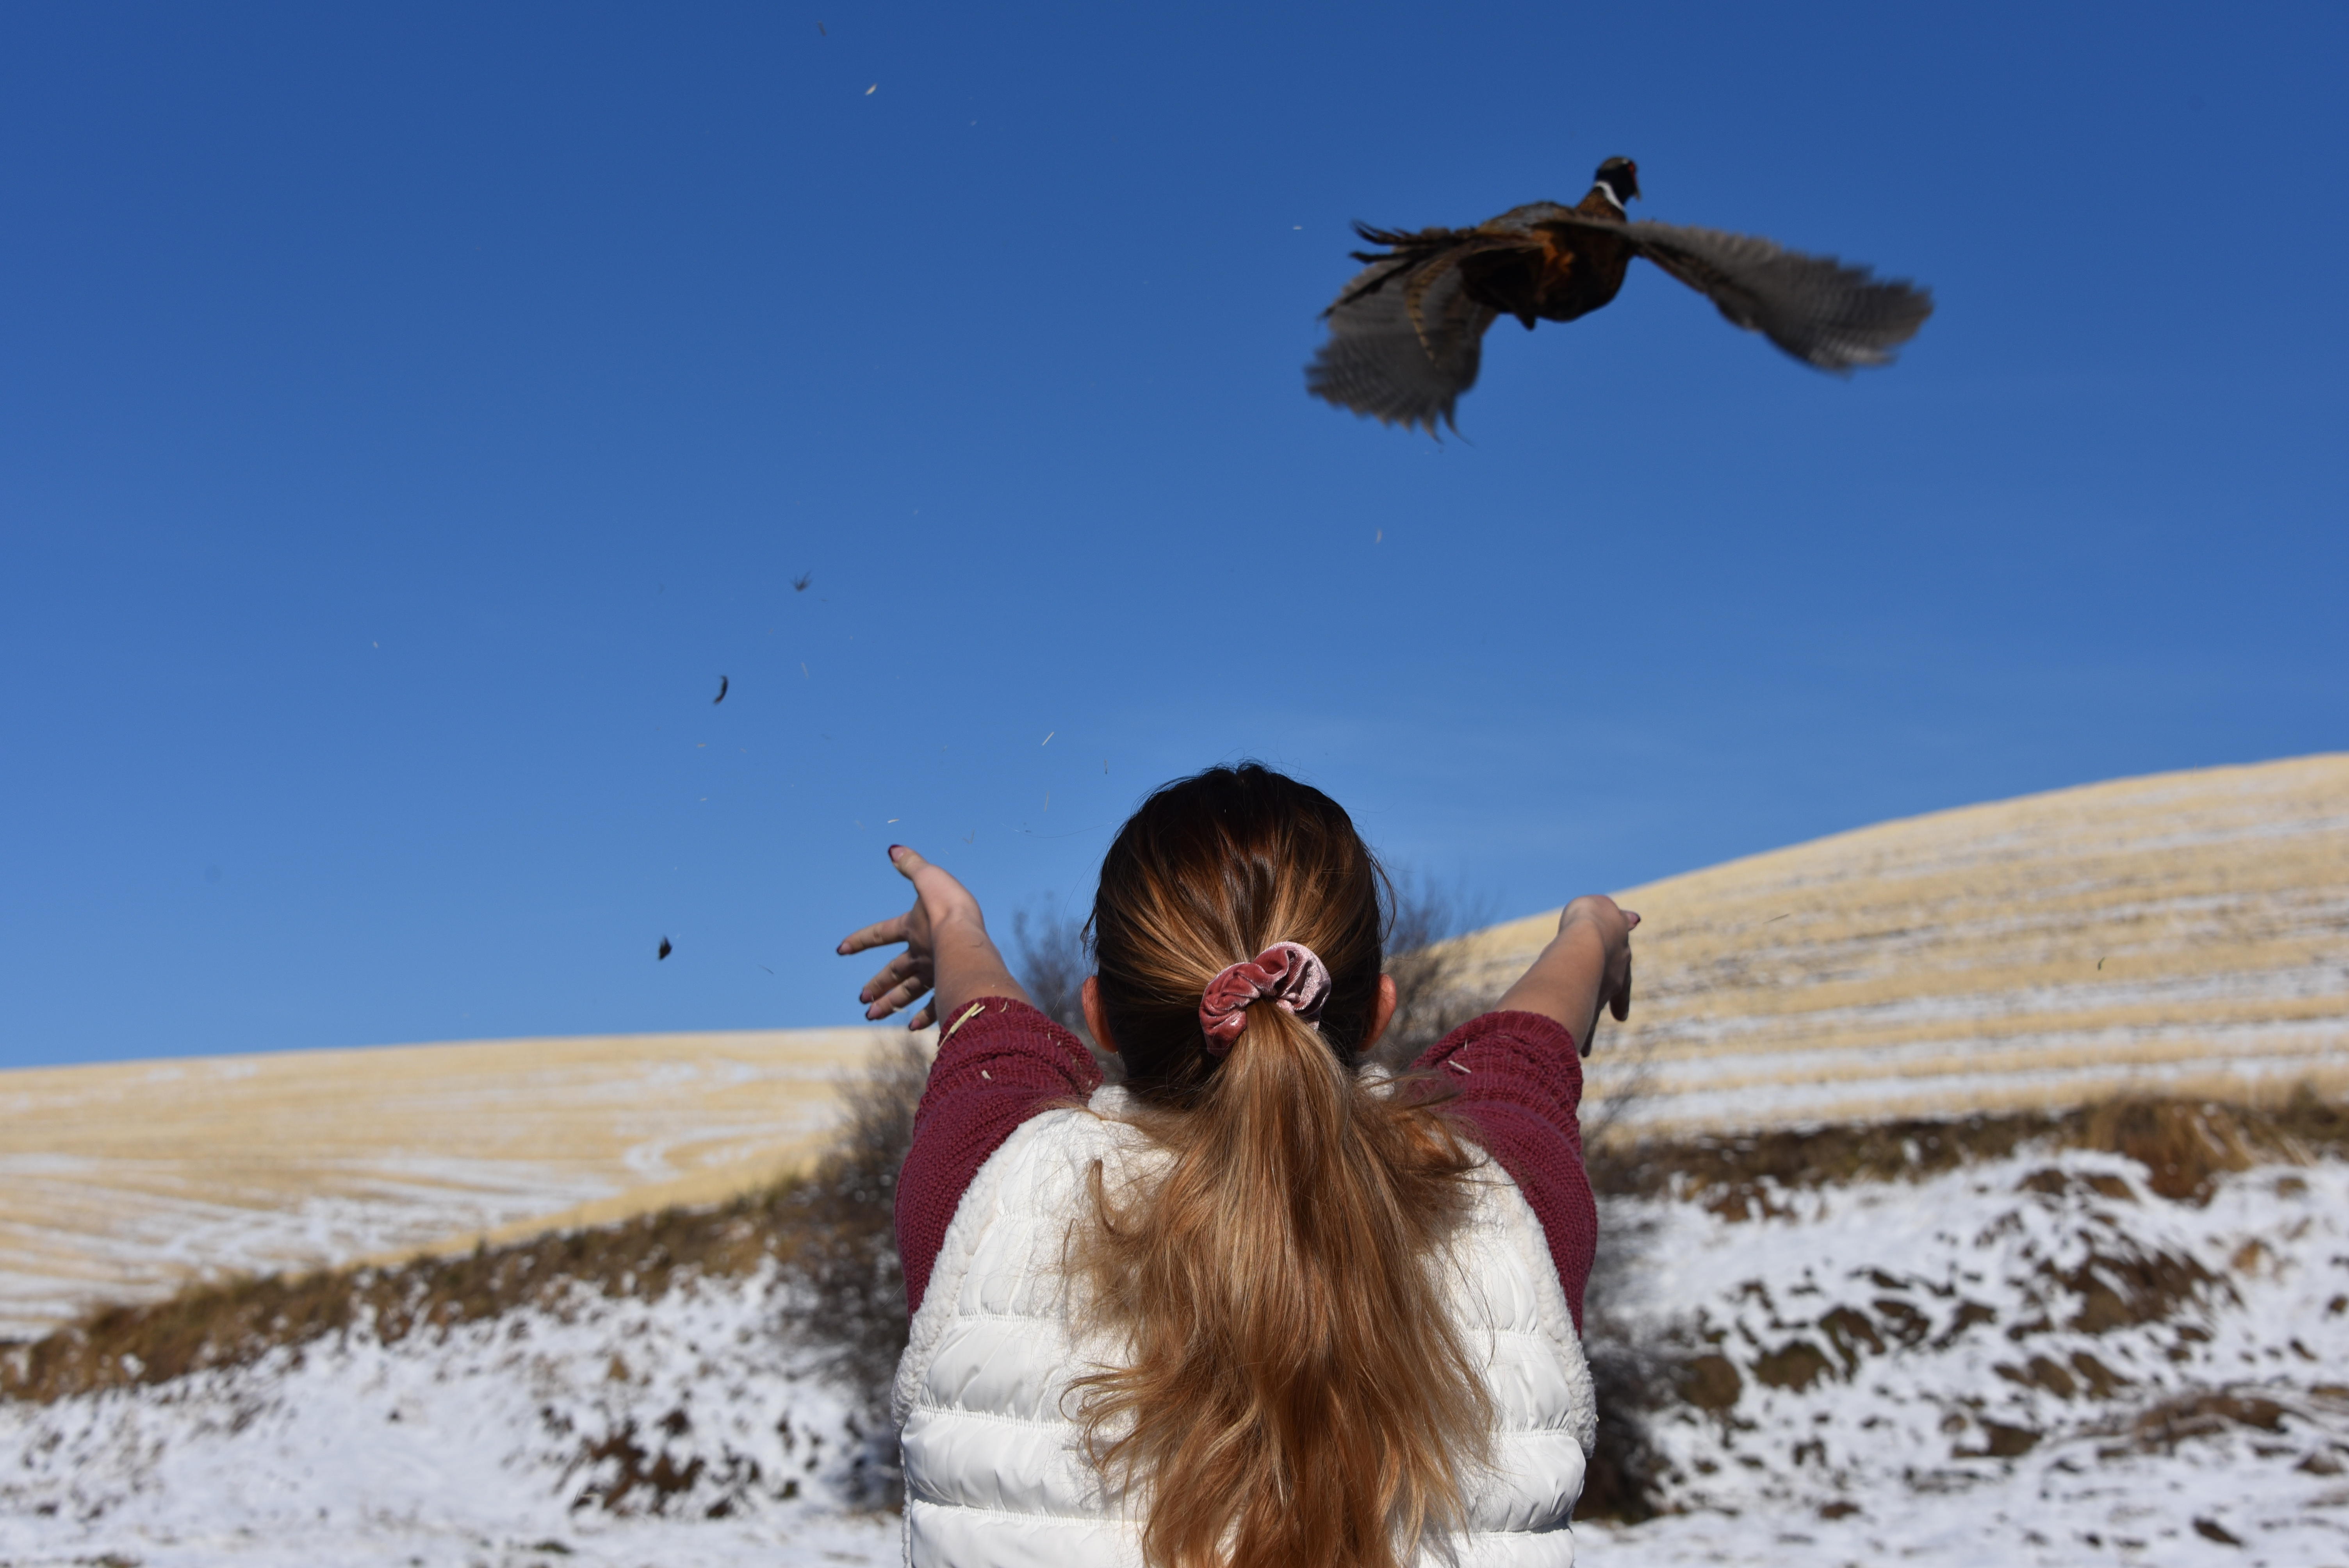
1495,894,1641,1055
836,845,1032,1031
1562,895,1638,1037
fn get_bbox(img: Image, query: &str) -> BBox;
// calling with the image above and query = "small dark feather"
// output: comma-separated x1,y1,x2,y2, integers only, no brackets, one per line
713,674,729,705
793,572,813,592
657,936,673,960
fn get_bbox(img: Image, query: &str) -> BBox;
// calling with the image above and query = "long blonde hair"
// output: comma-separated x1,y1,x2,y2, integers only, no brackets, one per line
1073,764,1490,1568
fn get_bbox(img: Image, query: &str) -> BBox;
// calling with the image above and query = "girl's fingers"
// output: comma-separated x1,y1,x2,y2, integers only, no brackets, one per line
863,951,920,988
894,844,989,923
837,912,911,956
848,848,976,1026
859,952,927,1005
868,974,931,1019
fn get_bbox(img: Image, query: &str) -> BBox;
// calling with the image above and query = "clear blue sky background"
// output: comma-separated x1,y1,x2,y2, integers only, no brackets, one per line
3,2,2342,1066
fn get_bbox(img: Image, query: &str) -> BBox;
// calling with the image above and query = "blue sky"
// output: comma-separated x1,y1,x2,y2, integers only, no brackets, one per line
2,2,2343,1066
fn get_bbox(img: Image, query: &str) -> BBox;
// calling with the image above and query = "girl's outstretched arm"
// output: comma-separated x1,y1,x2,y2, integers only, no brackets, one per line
837,846,1088,1315
1495,894,1639,1057
1413,894,1636,1330
836,845,1034,1030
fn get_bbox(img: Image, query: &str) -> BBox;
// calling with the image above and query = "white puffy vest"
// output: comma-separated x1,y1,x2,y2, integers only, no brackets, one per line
894,1086,1597,1568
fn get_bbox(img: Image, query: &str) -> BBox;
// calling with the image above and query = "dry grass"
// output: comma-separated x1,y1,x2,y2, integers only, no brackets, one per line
1453,752,2349,1135
0,1024,895,1339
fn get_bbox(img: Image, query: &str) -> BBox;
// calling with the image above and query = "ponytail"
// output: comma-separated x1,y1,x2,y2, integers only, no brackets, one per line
1073,764,1492,1568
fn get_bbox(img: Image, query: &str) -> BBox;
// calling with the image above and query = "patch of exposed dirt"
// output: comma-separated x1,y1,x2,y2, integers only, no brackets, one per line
2093,1389,2290,1458
1592,1087,2347,1213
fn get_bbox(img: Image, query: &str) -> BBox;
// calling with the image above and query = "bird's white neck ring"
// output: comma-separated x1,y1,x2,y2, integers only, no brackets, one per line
1595,181,1627,215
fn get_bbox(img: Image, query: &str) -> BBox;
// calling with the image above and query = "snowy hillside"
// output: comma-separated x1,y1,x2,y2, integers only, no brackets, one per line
8,1114,2345,1568
1585,1135,2349,1565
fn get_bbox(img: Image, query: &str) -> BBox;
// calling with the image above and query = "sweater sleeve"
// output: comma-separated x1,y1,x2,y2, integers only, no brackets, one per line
895,996,1103,1316
1412,1011,1598,1332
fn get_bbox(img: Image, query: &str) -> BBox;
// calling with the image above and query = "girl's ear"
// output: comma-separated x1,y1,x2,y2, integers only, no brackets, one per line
1363,972,1398,1050
1081,975,1119,1054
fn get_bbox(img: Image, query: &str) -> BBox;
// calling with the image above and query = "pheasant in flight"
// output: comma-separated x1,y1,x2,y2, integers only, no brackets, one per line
1306,158,1932,433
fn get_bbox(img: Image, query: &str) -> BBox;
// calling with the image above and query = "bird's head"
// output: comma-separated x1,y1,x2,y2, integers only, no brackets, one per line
1593,157,1641,213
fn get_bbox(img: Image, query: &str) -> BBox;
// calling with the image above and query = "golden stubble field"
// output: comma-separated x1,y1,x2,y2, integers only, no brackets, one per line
1458,752,2349,1134
0,1026,894,1340
2,753,2343,1339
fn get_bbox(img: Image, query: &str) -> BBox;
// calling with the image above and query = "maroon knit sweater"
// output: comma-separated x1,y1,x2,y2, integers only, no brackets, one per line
893,998,1599,1331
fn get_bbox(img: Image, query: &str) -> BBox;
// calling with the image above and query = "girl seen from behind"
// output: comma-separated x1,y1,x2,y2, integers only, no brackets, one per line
838,763,1637,1568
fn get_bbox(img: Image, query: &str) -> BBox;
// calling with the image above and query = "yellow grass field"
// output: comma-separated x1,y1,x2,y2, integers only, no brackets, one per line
1457,751,2349,1134
0,1026,895,1340
3,752,2344,1340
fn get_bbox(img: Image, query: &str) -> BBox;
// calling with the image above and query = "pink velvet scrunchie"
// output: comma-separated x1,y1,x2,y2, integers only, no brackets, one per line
1198,941,1333,1055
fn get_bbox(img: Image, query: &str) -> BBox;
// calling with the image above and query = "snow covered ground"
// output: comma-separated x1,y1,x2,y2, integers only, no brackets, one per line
1584,1145,2349,1566
6,1146,2345,1568
0,1265,898,1568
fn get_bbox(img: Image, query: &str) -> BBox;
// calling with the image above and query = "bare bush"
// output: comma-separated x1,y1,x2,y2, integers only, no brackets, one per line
1570,1033,1674,1518
1574,1175,1672,1520
772,1031,932,1505
1010,900,1094,1046
1375,871,1496,1068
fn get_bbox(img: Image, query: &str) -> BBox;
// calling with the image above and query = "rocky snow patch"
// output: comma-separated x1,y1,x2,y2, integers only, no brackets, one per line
1586,1147,2349,1566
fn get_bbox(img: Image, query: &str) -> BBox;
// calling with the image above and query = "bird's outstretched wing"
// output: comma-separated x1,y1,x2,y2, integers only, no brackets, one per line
1306,235,1503,433
1545,214,1931,371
